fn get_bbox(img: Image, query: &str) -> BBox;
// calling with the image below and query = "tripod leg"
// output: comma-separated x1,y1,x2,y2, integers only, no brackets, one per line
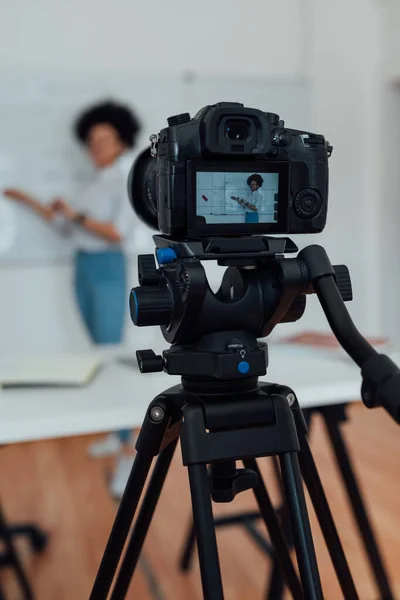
296,428,359,599
187,463,224,600
264,411,314,600
265,562,286,600
243,458,303,600
263,456,292,600
179,511,273,572
179,520,196,571
89,449,154,600
279,452,323,600
110,439,178,600
323,408,394,600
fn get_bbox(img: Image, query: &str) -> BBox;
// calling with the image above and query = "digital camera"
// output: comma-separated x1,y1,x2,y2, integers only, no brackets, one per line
129,102,332,238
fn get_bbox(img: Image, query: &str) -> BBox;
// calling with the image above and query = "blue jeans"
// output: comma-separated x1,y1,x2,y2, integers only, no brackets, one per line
75,250,126,344
245,212,259,223
75,250,131,444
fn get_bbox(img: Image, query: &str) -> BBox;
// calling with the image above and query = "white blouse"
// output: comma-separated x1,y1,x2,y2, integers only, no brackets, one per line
59,151,137,253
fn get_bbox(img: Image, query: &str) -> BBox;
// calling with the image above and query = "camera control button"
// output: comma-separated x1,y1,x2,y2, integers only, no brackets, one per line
157,248,177,265
294,189,322,219
238,361,250,374
273,130,290,147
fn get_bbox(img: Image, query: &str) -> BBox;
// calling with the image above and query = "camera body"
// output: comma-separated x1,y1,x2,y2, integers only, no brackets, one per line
149,102,332,238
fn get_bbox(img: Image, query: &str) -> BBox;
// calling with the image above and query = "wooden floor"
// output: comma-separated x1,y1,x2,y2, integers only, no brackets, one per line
0,404,399,599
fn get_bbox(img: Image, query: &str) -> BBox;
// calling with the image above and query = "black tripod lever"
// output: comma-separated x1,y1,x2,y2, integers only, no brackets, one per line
209,461,258,503
299,245,400,424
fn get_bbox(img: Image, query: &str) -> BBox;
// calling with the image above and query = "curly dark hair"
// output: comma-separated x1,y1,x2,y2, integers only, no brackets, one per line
74,100,141,148
247,174,264,188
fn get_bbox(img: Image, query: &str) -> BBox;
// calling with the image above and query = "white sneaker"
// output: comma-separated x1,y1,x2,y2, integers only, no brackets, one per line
110,454,136,499
87,433,122,458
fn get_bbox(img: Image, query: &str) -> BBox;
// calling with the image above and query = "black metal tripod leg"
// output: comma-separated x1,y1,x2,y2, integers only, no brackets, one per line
179,511,273,572
279,452,323,600
89,449,154,600
243,458,303,600
179,520,196,571
265,562,286,600
263,456,293,600
90,397,172,600
110,438,178,600
296,425,359,599
323,409,394,600
188,463,224,600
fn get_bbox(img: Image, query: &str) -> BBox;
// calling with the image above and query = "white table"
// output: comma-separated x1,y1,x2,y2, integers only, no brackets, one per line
1,341,397,598
0,343,382,445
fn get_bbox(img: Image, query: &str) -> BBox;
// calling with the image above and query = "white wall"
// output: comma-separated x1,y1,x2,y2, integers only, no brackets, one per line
298,0,383,336
380,0,400,82
0,0,307,353
375,1,400,339
379,84,400,339
0,0,393,353
0,0,304,77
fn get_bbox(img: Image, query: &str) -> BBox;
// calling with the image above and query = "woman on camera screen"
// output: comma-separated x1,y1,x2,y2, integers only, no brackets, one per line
232,173,264,223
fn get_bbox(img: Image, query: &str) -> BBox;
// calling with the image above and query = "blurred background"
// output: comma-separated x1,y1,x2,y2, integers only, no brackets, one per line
0,0,399,349
0,1,400,599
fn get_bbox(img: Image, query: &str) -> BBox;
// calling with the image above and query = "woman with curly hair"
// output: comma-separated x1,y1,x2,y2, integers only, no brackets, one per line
232,173,264,223
4,101,141,472
4,100,140,345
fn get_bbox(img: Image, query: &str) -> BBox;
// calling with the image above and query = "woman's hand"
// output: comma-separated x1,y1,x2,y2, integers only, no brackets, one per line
4,188,54,220
51,198,77,221
231,195,246,207
3,188,31,204
52,197,121,242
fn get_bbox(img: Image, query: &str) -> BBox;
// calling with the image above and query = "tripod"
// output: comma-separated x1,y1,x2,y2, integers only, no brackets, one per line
89,239,400,599
179,403,395,600
90,377,364,600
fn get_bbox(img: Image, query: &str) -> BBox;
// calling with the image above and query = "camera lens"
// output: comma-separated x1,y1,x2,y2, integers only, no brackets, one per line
225,119,249,141
128,148,159,230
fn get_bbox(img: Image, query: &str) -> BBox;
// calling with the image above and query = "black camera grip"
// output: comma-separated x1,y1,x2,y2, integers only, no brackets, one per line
298,245,400,424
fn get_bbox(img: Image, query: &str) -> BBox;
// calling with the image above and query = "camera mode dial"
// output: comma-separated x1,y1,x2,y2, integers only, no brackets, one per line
167,113,191,126
265,112,280,126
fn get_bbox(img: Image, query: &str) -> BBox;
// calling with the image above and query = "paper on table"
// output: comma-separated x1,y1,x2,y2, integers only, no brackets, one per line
0,354,102,388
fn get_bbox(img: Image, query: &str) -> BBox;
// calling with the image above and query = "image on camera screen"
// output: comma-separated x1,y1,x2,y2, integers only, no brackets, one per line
196,171,278,224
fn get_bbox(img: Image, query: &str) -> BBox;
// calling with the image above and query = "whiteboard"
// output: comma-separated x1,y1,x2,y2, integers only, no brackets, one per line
0,67,311,264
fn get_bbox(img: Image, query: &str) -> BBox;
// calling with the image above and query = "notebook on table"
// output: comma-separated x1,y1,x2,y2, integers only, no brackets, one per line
0,354,102,388
276,332,399,362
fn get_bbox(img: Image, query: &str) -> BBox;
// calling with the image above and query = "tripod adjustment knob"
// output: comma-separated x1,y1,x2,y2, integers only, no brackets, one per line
138,254,160,286
130,285,171,327
136,349,164,373
210,466,258,503
333,265,353,302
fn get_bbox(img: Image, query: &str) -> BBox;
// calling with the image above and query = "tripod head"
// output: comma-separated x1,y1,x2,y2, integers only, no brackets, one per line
131,235,351,382
131,236,400,423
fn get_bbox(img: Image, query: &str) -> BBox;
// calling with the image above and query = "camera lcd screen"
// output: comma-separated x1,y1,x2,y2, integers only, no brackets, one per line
196,171,278,225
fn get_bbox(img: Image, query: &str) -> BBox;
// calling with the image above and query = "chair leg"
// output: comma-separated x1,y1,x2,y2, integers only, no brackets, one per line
0,507,35,600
